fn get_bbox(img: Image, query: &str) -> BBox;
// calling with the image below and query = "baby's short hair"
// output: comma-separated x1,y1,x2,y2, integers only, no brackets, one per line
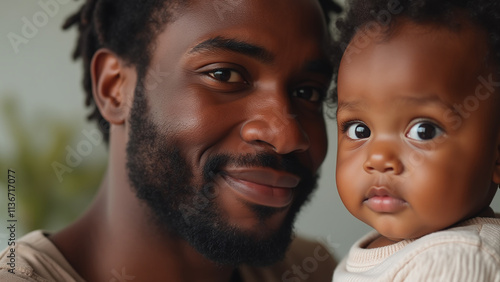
330,0,500,105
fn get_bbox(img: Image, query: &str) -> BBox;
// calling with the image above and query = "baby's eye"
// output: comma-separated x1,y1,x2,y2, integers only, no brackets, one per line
346,122,371,140
207,69,246,83
292,86,325,102
406,122,443,141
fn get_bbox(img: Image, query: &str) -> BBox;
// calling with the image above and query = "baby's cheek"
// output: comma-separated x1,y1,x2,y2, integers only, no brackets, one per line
336,162,362,206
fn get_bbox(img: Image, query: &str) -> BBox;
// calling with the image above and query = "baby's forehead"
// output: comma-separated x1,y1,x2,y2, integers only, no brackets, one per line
345,17,491,77
338,16,498,106
366,17,486,53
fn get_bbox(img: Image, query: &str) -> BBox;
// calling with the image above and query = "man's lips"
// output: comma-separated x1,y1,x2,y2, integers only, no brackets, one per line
221,168,300,208
363,187,408,213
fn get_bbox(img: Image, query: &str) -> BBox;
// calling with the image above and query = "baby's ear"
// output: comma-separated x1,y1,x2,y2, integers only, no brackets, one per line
493,132,500,185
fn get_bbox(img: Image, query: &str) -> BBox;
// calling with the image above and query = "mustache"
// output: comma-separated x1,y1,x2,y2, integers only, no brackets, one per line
202,152,310,181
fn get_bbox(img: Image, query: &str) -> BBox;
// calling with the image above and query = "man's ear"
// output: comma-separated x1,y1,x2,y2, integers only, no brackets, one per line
91,49,135,126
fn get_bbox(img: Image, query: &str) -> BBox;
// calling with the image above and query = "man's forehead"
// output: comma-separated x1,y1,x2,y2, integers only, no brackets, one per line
149,0,329,68
166,0,326,33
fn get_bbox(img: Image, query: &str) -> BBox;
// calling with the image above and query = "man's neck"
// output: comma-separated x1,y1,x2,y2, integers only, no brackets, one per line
50,134,236,282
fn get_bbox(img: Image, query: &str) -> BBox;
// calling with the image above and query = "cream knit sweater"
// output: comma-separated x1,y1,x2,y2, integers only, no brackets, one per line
334,217,500,282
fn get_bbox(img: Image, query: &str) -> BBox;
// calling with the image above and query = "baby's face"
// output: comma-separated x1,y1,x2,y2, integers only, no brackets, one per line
336,18,500,242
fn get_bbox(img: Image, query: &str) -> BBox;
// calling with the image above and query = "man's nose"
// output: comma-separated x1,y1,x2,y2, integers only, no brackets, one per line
239,92,310,154
363,139,404,175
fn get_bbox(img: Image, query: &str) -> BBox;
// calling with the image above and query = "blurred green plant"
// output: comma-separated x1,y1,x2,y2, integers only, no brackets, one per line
0,94,106,234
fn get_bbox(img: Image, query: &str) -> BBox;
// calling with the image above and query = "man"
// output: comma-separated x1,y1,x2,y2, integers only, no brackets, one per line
0,0,340,281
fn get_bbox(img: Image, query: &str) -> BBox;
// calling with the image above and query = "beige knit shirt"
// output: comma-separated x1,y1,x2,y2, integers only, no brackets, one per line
334,216,500,282
0,230,336,282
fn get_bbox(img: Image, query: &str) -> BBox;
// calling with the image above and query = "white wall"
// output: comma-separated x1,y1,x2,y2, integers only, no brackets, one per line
1,1,499,261
1,0,85,152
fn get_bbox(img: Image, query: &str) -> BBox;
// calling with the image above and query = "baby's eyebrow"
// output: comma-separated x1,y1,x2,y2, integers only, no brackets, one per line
396,94,457,112
392,94,465,118
336,94,459,116
337,100,363,112
397,95,450,106
335,100,365,120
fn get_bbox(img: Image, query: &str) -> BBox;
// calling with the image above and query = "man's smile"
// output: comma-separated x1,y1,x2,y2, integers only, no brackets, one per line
221,167,301,208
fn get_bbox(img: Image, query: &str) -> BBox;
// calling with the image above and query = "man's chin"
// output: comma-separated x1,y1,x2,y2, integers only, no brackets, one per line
171,200,297,266
192,223,295,267
226,206,291,237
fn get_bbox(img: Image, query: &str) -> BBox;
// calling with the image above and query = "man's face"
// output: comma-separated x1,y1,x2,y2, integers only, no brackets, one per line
336,19,500,242
126,0,330,265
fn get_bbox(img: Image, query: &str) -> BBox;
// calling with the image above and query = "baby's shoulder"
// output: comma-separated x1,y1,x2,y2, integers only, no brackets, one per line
415,216,500,252
396,217,500,281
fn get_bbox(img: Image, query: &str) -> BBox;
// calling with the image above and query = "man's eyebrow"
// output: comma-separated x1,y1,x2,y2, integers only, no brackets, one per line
189,36,275,64
303,60,334,77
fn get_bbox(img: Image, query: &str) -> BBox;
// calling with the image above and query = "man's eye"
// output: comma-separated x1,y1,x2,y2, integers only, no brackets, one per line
345,122,371,140
406,122,443,141
292,87,325,102
207,69,246,83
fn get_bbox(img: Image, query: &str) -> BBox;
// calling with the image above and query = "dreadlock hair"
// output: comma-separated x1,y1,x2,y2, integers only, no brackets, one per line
329,0,500,105
63,0,342,144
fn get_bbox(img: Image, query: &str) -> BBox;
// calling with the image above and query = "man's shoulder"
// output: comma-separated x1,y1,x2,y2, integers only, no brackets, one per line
239,235,337,282
0,231,338,282
0,230,84,282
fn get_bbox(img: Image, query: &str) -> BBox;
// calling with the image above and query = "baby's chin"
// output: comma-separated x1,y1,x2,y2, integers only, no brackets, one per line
370,223,432,244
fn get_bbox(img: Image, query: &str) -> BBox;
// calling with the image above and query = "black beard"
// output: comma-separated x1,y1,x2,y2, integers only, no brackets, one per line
126,82,319,266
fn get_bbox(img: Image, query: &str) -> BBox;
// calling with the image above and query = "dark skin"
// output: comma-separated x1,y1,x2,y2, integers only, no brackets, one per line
51,1,331,281
336,18,500,249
